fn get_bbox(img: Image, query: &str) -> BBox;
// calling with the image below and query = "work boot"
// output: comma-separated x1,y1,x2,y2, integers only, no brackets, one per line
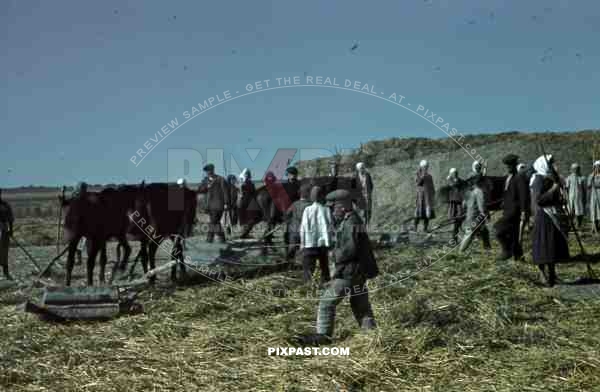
2,266,13,281
361,317,377,331
296,334,332,346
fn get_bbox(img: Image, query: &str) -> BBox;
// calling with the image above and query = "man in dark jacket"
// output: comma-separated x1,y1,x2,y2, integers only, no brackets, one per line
285,183,312,260
495,154,531,261
0,189,14,280
199,164,230,243
226,174,239,229
283,166,301,247
300,189,378,345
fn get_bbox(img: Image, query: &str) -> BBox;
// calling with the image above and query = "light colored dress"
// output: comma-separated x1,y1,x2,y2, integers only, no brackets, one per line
588,174,600,222
566,174,586,216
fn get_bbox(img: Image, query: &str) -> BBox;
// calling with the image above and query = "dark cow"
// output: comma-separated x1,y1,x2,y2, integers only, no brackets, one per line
128,183,197,282
237,176,362,244
61,185,142,286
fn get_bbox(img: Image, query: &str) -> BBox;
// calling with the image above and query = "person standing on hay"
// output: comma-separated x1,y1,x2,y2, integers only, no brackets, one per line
414,160,435,232
446,168,465,244
354,162,374,226
566,163,587,228
495,154,530,262
299,189,378,345
588,161,600,233
237,168,257,239
285,183,313,261
283,166,301,248
0,189,14,280
459,173,492,253
198,163,230,243
530,155,570,287
299,186,333,284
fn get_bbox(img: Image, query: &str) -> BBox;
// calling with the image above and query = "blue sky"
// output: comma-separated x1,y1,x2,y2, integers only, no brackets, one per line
1,0,599,187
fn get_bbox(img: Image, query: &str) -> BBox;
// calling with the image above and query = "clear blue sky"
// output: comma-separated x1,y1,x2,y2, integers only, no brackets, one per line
2,0,599,187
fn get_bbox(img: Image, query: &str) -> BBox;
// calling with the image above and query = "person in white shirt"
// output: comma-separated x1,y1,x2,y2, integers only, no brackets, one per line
300,186,334,284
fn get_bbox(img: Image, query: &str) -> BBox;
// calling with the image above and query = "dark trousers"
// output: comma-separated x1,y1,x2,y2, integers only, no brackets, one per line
0,232,9,278
303,247,330,284
207,210,225,243
286,232,300,260
414,218,429,232
495,216,522,259
317,276,376,336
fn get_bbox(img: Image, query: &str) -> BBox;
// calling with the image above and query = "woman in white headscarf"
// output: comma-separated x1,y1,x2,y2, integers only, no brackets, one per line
446,168,465,243
588,161,600,232
414,160,435,232
355,162,374,225
530,154,569,287
565,163,586,227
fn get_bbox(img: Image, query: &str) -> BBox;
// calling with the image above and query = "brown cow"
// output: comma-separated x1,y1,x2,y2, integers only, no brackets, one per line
127,183,197,283
61,185,142,286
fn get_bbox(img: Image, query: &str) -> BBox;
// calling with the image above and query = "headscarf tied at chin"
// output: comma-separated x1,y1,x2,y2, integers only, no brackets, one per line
447,168,457,180
530,154,554,187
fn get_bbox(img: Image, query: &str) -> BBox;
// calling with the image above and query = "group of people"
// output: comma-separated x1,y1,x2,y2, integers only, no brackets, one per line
442,155,600,287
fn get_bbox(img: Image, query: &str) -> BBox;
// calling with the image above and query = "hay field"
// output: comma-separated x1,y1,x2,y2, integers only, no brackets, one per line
1,220,599,391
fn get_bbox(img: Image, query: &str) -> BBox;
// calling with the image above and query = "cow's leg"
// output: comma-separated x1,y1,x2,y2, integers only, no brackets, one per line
171,236,185,282
99,242,107,285
86,240,100,286
135,239,149,277
65,237,80,287
148,241,158,284
119,238,132,271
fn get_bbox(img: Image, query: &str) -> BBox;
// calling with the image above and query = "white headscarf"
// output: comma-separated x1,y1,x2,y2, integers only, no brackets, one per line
176,178,186,186
447,168,457,180
594,161,600,167
356,162,366,172
472,161,482,174
239,168,251,182
517,163,526,173
571,163,579,170
419,160,428,168
530,154,553,186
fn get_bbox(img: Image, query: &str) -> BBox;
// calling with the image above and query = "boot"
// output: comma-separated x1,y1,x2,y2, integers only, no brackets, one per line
296,334,332,346
361,317,377,331
2,265,13,281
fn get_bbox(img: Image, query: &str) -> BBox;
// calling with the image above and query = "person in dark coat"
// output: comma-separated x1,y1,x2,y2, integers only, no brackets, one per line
226,174,239,230
530,155,570,287
285,183,312,260
495,154,530,261
237,168,257,238
414,160,435,232
300,189,378,345
0,189,14,280
283,166,301,247
198,163,230,243
446,168,465,244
